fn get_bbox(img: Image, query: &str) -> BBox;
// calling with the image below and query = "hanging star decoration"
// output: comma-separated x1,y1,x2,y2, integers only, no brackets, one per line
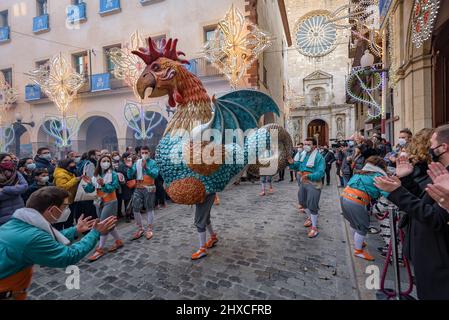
0,73,17,152
203,4,273,88
28,53,85,114
412,0,441,48
108,30,151,99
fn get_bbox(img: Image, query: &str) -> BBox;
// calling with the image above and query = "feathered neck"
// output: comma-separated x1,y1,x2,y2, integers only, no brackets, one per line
165,68,212,135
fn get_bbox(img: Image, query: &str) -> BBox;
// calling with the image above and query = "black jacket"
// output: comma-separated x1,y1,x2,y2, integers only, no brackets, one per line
322,150,336,169
388,167,449,300
34,156,55,182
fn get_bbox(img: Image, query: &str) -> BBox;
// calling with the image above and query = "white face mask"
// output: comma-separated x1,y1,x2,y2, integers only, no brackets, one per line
304,145,312,153
74,157,81,164
398,138,407,146
113,156,120,161
52,207,71,224
297,148,303,153
141,154,149,160
100,162,111,170
39,176,49,184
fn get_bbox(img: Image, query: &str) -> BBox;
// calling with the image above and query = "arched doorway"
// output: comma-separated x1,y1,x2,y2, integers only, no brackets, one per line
307,119,328,146
37,120,59,155
125,111,168,154
78,116,118,152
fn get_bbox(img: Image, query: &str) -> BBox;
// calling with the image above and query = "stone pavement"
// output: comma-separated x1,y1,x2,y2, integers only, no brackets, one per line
28,176,361,300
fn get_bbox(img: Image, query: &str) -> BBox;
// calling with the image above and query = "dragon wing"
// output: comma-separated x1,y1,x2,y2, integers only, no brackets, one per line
211,89,280,135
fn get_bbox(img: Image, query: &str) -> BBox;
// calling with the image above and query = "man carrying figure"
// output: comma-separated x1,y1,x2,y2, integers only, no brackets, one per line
126,146,159,241
288,138,325,238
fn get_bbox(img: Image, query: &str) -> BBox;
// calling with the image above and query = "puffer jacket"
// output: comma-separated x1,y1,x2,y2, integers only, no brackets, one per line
0,173,28,226
53,167,79,204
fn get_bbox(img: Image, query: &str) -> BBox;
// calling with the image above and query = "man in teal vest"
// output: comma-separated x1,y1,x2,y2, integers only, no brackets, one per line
0,186,117,300
288,137,325,238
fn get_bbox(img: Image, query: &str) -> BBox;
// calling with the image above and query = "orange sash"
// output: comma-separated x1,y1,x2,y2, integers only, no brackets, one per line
136,175,155,188
341,186,371,206
97,190,117,203
0,267,33,300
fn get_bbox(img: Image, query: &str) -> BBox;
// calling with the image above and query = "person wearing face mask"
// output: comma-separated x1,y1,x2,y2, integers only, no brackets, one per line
373,124,449,300
17,158,36,185
0,187,117,300
386,128,413,167
126,146,159,241
53,159,81,230
22,168,53,204
0,154,28,226
82,155,123,262
117,153,135,222
288,138,325,238
34,148,55,183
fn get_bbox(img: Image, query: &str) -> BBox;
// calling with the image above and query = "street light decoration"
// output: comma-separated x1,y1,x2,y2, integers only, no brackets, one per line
27,53,85,148
203,4,273,88
412,0,441,48
108,30,148,99
0,72,18,152
124,101,164,141
28,53,85,114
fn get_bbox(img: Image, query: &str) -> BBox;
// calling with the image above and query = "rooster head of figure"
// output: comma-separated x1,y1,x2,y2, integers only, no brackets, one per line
132,37,208,108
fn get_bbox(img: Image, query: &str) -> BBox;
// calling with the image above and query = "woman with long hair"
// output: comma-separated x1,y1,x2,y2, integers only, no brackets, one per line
0,154,28,226
340,156,390,261
82,155,123,262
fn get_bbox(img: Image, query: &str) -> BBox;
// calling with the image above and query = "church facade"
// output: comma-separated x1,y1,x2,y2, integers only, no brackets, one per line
284,0,355,146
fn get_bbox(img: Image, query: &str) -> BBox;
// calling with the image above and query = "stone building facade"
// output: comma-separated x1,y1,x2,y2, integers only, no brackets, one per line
284,0,355,146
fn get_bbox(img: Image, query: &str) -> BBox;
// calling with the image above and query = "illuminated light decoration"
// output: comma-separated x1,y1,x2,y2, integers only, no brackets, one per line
346,64,383,119
42,115,79,148
108,30,148,99
124,101,164,140
109,31,167,141
28,53,85,147
327,0,379,30
203,4,273,88
294,12,337,57
412,0,440,48
0,73,18,152
388,15,399,88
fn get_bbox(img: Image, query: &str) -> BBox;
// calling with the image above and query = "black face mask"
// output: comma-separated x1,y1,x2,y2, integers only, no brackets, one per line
68,166,77,174
429,145,446,162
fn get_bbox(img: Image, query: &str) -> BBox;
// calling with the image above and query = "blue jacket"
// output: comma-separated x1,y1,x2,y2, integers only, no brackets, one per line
289,151,325,182
347,173,389,200
127,159,159,180
0,173,28,226
0,218,100,279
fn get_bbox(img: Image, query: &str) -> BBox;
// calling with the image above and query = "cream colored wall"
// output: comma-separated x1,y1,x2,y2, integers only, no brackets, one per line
257,0,287,126
0,0,242,153
390,0,433,141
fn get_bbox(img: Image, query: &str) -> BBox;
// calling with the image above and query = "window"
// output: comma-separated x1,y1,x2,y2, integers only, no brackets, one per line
0,10,8,27
72,52,88,77
104,45,121,77
204,25,217,43
72,0,85,4
36,59,49,70
37,0,48,16
1,68,12,86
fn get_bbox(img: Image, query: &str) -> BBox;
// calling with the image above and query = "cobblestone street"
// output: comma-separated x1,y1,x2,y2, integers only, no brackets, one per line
29,177,360,300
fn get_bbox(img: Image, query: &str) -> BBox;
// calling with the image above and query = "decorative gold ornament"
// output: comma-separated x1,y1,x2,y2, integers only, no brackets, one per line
28,53,85,115
0,72,18,125
108,30,149,99
203,4,273,88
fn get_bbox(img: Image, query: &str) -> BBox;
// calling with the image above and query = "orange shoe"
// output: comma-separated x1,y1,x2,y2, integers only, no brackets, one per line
303,217,312,228
131,228,144,241
145,229,153,240
354,249,375,261
307,227,319,238
269,187,274,194
191,247,207,260
88,248,105,262
206,235,218,249
108,240,124,252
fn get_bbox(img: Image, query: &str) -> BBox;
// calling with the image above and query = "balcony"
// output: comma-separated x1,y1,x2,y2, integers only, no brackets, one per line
33,14,49,33
91,73,111,92
67,2,87,23
99,0,121,16
139,0,165,5
0,26,10,43
187,57,223,78
25,85,42,101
